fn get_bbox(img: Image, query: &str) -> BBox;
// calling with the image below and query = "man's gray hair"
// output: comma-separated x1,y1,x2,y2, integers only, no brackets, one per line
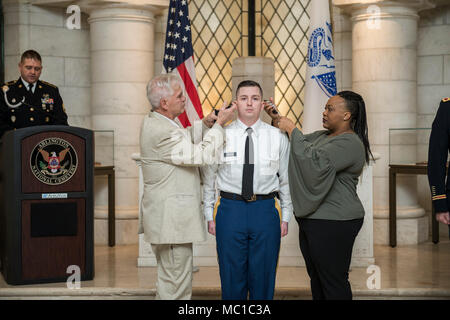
146,74,183,111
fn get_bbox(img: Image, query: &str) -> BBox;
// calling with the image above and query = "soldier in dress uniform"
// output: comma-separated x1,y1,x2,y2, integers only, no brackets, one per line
0,49,68,138
427,97,450,227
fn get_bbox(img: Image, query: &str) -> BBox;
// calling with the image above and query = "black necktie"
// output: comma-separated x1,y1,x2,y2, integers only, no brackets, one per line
28,83,33,93
241,127,254,200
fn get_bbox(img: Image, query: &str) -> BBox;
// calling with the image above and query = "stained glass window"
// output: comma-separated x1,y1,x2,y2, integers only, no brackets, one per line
190,0,310,127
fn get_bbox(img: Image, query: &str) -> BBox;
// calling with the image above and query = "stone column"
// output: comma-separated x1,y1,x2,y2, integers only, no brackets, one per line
334,0,434,244
88,5,156,244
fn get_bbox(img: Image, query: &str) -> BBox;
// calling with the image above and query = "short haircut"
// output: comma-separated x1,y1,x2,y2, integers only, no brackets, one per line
146,74,183,111
236,80,263,97
20,50,42,63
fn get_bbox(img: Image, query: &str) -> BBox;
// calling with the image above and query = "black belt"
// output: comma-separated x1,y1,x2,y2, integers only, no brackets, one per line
220,191,277,202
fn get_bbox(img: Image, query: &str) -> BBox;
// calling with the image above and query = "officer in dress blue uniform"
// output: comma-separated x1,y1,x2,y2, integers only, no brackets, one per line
427,97,450,233
0,50,68,138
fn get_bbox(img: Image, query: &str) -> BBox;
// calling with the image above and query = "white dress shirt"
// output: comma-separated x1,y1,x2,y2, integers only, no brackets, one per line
21,77,36,93
202,118,293,222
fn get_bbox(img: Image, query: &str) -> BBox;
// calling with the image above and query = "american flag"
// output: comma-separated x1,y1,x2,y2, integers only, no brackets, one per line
163,0,203,128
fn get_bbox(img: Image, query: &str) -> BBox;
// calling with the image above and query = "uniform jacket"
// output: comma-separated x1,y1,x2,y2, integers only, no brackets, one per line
0,78,68,138
139,111,225,244
428,97,450,213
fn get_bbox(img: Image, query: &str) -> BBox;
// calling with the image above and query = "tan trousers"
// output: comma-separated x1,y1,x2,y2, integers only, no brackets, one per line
151,243,193,300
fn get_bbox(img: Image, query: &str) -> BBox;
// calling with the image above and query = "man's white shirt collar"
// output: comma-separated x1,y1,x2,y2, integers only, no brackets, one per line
235,118,262,137
21,77,36,93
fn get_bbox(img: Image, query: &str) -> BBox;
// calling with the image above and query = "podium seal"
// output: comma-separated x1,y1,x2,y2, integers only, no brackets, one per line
30,137,78,185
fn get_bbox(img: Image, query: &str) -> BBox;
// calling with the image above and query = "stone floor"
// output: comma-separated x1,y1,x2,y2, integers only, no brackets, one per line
1,239,449,299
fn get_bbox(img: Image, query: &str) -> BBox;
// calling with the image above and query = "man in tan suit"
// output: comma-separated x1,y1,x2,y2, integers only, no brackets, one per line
139,74,236,299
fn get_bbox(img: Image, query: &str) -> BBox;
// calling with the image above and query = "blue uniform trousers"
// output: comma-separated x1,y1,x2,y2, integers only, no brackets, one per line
215,197,281,300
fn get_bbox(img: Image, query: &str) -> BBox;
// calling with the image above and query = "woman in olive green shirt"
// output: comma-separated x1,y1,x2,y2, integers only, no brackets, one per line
265,91,373,300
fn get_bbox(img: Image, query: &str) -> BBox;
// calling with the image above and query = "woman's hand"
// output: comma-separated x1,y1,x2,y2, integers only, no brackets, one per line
277,116,296,137
263,98,280,125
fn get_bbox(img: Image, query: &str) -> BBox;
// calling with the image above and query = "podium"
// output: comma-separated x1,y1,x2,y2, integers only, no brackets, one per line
0,126,94,285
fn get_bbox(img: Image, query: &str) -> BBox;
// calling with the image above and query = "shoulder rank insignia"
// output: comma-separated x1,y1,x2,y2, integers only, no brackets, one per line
40,80,57,88
442,97,450,102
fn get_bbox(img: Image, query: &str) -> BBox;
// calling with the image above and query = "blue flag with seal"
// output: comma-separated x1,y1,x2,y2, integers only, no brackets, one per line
302,0,337,133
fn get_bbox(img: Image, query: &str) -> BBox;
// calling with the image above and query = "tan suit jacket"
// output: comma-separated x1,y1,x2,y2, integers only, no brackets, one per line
139,111,225,244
